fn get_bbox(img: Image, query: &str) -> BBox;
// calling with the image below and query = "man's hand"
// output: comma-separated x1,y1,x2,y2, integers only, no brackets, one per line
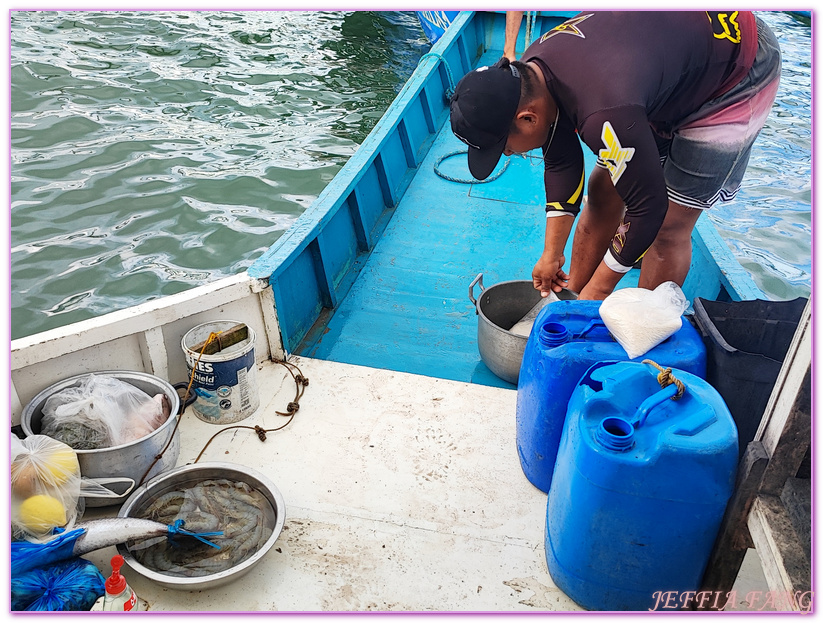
532,252,570,297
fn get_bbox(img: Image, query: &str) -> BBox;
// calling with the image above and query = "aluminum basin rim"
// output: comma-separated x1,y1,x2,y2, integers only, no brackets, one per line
476,279,540,340
20,370,181,455
116,461,286,588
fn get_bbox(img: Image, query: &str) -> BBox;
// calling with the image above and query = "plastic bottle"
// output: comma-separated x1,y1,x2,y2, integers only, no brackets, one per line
103,555,138,612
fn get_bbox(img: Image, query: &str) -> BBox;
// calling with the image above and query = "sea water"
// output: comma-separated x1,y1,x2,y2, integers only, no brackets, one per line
9,10,811,340
10,10,429,339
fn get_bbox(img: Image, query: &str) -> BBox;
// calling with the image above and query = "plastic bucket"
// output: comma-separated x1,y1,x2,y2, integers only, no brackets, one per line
181,321,260,424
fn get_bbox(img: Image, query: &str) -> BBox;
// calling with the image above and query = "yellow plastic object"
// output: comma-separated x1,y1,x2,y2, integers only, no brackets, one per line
18,494,68,533
43,447,80,485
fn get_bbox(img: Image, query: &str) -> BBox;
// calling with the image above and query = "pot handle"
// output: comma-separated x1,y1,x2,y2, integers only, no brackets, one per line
80,477,136,499
468,273,485,308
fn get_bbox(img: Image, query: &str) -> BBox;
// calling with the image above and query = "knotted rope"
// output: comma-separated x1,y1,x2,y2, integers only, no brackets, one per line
642,359,686,400
193,358,308,463
419,52,456,101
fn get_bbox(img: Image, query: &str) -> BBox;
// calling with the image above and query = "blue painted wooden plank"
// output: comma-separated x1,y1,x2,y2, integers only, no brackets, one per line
346,192,369,253
693,218,765,301
398,120,417,168
357,163,388,237
274,247,328,353
308,238,336,309
418,88,436,135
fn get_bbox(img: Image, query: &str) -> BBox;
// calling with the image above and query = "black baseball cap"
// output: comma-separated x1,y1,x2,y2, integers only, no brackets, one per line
449,57,521,180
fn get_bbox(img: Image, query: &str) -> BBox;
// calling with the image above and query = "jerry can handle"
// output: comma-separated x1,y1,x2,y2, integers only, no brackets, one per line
575,319,612,340
468,273,485,309
632,384,679,429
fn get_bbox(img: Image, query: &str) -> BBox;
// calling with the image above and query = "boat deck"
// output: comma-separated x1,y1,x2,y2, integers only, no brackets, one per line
300,49,603,389
83,356,769,612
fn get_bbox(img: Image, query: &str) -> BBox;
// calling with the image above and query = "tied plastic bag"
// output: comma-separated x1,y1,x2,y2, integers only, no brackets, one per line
599,281,689,359
12,557,105,611
40,374,170,450
11,435,82,541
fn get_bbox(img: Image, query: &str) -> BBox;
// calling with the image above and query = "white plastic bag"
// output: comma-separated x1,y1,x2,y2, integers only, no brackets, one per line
40,375,169,450
599,281,689,359
11,434,82,541
509,291,560,337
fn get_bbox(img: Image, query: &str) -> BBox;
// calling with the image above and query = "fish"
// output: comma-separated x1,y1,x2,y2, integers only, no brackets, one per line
71,517,171,556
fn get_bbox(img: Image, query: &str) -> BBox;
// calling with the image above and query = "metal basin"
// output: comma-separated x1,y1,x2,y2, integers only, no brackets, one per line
116,462,286,591
20,371,181,507
469,274,576,384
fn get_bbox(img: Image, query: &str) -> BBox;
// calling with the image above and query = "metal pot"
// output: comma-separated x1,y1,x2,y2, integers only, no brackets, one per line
116,462,286,591
20,371,181,507
469,273,576,385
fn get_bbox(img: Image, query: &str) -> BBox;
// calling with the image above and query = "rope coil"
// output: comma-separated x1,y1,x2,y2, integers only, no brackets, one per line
434,149,510,184
642,359,686,400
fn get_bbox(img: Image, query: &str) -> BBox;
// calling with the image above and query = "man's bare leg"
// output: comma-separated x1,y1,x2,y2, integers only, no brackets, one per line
638,200,703,289
568,166,625,293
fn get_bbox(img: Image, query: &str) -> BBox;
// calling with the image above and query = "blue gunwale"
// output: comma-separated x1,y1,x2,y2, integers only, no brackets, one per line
248,10,764,389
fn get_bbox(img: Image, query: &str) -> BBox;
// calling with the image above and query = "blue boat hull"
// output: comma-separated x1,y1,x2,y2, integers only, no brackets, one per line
416,11,460,44
248,11,764,389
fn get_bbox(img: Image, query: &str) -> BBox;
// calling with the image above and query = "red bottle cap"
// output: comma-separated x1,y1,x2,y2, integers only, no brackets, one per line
105,554,127,594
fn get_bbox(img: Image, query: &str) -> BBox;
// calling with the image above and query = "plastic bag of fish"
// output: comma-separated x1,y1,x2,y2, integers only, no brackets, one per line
40,375,170,450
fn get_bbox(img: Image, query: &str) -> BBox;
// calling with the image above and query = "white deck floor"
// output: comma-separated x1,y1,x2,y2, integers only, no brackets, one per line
82,356,769,612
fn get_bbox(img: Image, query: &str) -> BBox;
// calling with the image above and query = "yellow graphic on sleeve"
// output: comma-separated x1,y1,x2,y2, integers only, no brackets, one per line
539,14,593,43
598,122,635,185
546,170,585,213
706,11,742,44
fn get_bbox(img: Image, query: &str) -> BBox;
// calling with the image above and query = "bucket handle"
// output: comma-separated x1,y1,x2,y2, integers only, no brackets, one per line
468,273,485,309
173,382,198,414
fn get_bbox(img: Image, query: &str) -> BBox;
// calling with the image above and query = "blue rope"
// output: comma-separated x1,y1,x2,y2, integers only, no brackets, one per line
434,150,510,184
419,52,456,101
168,519,223,550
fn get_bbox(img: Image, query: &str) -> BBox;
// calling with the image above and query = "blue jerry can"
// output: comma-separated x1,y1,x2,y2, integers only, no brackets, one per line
545,361,738,611
516,299,707,493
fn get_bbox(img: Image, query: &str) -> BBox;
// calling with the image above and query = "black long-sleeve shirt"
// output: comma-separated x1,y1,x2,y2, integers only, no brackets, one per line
522,11,757,268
